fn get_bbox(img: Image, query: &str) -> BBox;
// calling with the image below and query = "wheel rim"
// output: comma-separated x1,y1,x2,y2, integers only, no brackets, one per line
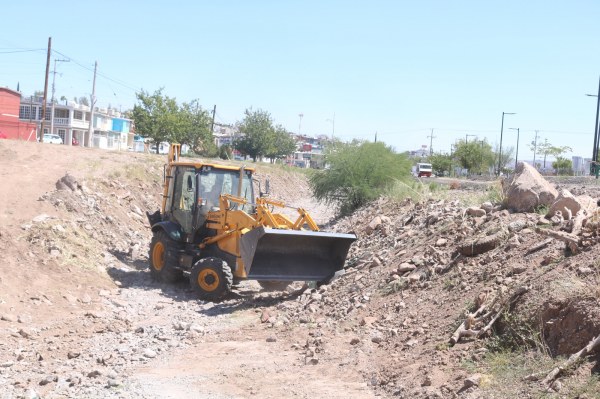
198,269,219,292
152,242,165,271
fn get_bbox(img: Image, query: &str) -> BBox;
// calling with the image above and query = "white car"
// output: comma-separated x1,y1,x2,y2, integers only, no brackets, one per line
43,134,63,144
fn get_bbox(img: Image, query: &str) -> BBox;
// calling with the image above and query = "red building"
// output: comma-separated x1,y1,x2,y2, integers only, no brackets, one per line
0,87,37,141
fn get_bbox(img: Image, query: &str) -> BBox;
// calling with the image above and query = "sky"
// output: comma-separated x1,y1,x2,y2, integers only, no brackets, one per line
2,0,599,161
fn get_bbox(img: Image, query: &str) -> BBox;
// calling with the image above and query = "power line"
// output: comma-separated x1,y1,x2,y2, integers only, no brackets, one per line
0,48,45,54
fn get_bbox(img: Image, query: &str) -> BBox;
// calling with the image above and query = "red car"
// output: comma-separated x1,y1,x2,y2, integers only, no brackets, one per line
72,137,79,146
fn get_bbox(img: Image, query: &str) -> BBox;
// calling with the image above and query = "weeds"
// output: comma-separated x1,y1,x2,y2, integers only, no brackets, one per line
381,278,408,295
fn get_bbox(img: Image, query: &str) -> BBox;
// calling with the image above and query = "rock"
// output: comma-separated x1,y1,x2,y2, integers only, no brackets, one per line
422,375,432,386
266,336,277,342
366,216,382,234
466,207,486,217
360,316,377,326
67,351,80,359
107,378,122,387
130,204,143,216
260,309,271,323
1,361,14,367
505,162,558,212
550,380,562,392
25,389,40,399
548,189,595,219
18,328,32,339
481,202,494,213
463,374,482,389
1,314,17,322
87,370,102,378
39,375,57,385
350,338,361,345
371,334,384,344
305,357,319,365
397,263,416,273
512,265,528,275
435,238,448,247
578,266,593,275
32,214,54,223
143,348,157,358
56,174,80,191
189,324,204,333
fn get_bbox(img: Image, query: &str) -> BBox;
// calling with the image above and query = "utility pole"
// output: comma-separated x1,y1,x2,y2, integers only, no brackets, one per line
298,113,303,135
532,130,539,168
210,104,216,135
427,128,436,155
374,131,377,143
40,37,52,143
50,58,69,140
86,61,97,148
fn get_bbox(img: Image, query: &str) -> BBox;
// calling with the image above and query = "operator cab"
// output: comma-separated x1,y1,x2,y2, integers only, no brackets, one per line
164,164,255,242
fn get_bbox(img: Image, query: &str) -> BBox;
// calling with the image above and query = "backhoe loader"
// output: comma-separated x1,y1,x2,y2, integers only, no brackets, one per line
146,144,356,300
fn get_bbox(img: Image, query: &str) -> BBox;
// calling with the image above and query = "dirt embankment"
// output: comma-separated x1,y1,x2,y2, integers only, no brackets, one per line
1,140,600,399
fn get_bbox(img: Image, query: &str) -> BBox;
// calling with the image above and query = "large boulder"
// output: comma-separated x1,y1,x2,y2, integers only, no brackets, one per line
504,162,558,212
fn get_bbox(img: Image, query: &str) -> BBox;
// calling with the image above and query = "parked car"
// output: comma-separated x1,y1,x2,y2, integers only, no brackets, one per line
43,134,63,144
72,136,79,146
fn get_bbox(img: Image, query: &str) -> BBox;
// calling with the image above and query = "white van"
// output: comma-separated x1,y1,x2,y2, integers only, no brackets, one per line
416,163,433,177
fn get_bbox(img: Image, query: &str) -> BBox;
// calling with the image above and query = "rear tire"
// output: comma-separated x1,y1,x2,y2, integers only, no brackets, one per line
149,230,183,283
190,257,233,301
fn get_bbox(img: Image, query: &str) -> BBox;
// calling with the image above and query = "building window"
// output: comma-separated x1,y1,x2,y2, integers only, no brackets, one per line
58,129,66,142
19,105,33,119
39,108,51,121
54,109,69,118
73,110,83,120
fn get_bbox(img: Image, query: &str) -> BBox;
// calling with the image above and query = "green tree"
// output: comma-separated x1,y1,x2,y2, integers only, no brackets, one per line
427,153,453,176
454,139,495,175
234,108,275,161
309,140,411,215
219,144,233,160
265,125,297,162
178,99,213,154
132,89,183,153
493,143,515,175
552,157,573,176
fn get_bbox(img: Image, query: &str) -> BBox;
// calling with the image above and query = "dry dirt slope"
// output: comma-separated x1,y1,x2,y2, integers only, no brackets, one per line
0,141,370,399
1,140,600,398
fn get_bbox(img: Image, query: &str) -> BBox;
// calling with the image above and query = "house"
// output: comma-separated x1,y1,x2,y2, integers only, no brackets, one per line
18,94,134,149
0,88,37,141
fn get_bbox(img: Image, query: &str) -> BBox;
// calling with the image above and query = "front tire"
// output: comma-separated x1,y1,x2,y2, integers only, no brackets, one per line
190,257,233,301
149,230,183,283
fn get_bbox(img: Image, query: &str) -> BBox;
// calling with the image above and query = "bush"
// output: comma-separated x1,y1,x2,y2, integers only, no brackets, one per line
309,141,412,215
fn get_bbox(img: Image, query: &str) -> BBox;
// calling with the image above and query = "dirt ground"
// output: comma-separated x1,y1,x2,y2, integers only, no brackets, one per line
1,140,600,399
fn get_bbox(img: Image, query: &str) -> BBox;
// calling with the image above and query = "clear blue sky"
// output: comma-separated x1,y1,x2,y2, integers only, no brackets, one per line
2,0,599,161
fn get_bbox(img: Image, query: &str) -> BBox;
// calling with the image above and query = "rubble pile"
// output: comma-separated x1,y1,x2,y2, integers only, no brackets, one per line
261,166,600,397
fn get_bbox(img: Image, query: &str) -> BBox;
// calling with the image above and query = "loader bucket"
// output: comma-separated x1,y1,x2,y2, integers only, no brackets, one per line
240,227,356,282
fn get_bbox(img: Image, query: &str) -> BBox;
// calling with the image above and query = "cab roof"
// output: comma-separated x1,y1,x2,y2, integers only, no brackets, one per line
171,161,255,172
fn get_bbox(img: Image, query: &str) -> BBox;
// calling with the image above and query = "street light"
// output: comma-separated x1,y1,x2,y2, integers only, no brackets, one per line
298,113,303,135
509,127,520,171
586,76,600,174
498,112,516,175
465,134,476,144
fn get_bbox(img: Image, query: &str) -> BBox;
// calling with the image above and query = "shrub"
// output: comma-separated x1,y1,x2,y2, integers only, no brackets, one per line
309,141,412,215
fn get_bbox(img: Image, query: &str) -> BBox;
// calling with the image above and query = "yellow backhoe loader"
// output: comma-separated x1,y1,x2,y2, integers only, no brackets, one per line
146,144,356,300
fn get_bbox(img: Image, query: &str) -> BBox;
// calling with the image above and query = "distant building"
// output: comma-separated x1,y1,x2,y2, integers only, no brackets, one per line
0,88,37,141
18,94,134,149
